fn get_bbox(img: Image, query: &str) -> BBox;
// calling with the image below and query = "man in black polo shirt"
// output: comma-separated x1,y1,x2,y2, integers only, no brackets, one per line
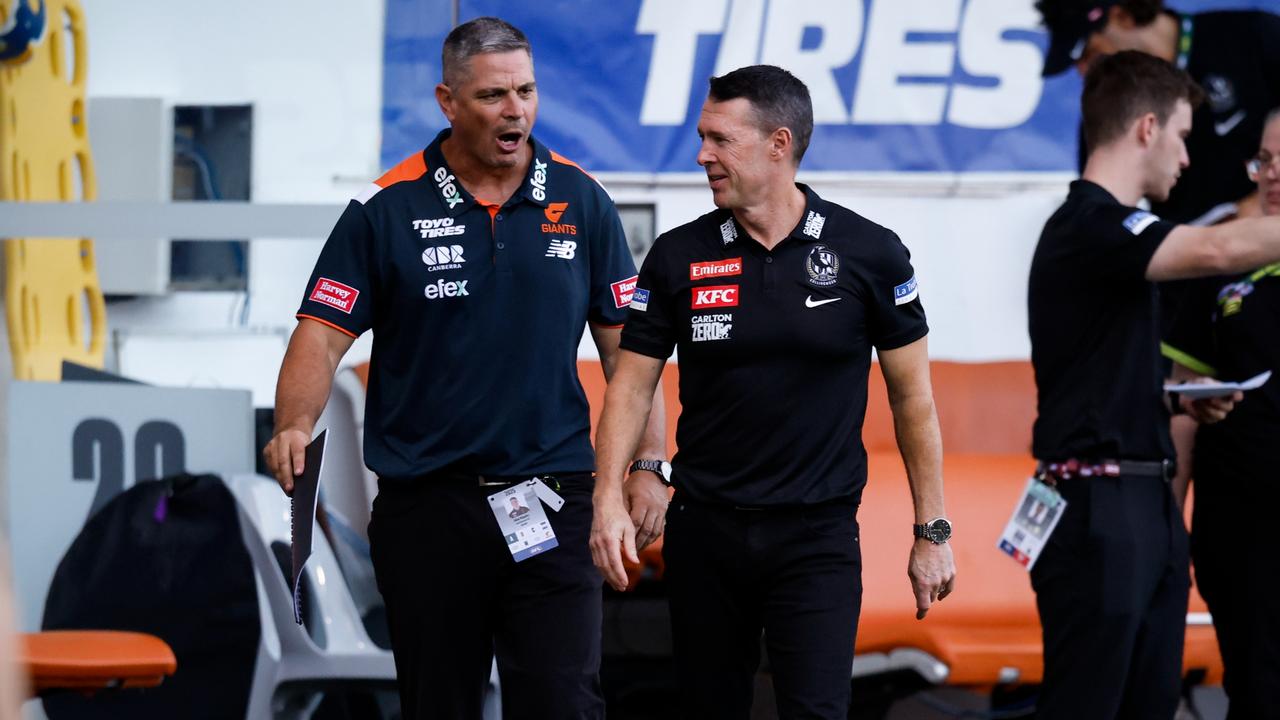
1038,0,1280,224
262,17,666,720
1028,52,1280,719
589,65,956,720
1162,107,1280,719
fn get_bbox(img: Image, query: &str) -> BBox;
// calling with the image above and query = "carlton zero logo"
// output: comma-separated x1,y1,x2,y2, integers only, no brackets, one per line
691,313,733,342
611,275,639,309
309,277,360,314
434,166,464,209
691,284,739,309
689,257,742,280
542,202,577,235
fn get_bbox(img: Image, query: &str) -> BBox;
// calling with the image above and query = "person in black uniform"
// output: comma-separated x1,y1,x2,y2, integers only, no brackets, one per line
1028,52,1280,720
1038,0,1280,523
1038,0,1280,224
589,65,956,720
262,17,667,719
1162,107,1280,720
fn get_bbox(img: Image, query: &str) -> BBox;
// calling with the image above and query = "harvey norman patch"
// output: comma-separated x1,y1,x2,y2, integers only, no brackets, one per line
1122,211,1159,236
894,275,919,306
611,275,639,308
309,277,360,314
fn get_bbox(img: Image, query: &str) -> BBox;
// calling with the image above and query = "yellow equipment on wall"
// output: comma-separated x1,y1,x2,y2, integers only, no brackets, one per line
0,0,105,380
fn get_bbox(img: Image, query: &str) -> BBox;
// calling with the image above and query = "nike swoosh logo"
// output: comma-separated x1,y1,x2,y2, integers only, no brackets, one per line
805,296,841,308
1214,110,1246,136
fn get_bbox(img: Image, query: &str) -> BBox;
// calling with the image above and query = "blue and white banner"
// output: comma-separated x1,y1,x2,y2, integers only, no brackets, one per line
382,0,1276,174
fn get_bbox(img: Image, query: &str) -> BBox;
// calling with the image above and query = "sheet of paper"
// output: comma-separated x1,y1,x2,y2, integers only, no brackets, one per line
997,477,1067,571
1164,370,1271,399
290,429,327,625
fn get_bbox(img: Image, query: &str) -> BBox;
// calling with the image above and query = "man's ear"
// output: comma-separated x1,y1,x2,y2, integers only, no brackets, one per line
436,83,455,123
771,126,793,161
1134,112,1159,148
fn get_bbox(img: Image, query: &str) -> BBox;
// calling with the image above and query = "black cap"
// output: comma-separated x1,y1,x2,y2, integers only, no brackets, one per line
1042,1,1116,76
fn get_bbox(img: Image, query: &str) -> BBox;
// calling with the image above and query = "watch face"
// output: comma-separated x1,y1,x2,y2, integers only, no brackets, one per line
927,518,952,543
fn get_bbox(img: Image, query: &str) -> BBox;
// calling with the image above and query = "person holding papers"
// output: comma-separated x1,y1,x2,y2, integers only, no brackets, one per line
1161,107,1280,720
1027,53,1280,719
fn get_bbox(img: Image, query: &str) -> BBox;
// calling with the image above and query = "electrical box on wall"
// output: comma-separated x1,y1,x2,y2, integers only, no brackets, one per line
86,99,254,296
88,97,173,295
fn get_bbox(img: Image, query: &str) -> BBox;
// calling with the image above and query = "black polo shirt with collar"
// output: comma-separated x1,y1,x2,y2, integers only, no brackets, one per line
620,184,928,507
298,129,637,481
1163,265,1280,477
1029,180,1178,463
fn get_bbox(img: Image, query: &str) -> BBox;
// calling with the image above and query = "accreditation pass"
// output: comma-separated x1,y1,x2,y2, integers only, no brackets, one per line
997,477,1067,570
488,479,563,562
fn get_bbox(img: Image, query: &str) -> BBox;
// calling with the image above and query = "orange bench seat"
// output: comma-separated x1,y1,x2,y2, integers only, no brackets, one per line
19,630,177,694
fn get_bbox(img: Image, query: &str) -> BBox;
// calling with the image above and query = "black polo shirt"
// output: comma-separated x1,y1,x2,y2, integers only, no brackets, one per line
1157,11,1280,224
1164,266,1280,477
1029,180,1178,462
620,185,928,506
298,129,637,480
1072,11,1280,223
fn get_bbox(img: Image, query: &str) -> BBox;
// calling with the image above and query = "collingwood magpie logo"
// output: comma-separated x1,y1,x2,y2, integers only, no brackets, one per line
806,245,839,287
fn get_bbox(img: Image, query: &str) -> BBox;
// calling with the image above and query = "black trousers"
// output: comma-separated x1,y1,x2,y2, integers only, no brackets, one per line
662,494,862,720
1191,468,1280,720
1030,473,1190,720
367,473,604,720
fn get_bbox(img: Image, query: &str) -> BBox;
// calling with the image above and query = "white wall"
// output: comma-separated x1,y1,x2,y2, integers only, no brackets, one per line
83,0,386,383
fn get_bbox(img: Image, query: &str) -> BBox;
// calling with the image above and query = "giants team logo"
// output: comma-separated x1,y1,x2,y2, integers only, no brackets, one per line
611,276,638,308
309,277,360,314
689,257,742,280
691,285,739,309
542,202,578,235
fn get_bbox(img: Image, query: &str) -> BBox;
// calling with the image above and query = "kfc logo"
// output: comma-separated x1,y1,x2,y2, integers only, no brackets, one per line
691,285,739,309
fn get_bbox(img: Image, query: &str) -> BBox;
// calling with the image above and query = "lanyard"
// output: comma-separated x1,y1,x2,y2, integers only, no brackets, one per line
1176,16,1193,70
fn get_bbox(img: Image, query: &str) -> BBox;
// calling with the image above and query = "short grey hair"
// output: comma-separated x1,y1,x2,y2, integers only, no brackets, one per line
442,17,532,88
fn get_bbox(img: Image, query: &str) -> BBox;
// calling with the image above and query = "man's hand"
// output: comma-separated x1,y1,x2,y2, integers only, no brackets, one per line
1183,390,1243,425
262,428,311,496
590,490,638,591
624,471,669,550
908,539,956,620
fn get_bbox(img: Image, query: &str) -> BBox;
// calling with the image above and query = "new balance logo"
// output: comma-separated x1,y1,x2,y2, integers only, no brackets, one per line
546,239,577,260
421,245,465,272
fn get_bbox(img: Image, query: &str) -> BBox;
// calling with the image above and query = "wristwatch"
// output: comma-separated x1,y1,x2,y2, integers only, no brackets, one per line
913,517,953,544
628,459,672,485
